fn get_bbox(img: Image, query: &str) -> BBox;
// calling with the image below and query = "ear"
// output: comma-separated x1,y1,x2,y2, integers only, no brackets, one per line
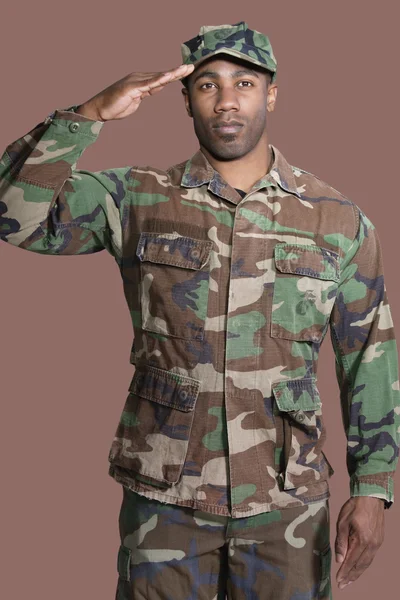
266,84,278,113
181,87,192,118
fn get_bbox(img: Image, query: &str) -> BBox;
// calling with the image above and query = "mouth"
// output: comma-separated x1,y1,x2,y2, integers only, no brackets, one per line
212,121,244,135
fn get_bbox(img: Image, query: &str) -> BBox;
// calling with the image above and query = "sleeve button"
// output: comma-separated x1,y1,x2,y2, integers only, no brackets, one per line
69,122,80,132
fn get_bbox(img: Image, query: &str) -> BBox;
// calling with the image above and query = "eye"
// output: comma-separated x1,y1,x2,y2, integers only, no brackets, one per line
200,82,217,89
237,81,254,87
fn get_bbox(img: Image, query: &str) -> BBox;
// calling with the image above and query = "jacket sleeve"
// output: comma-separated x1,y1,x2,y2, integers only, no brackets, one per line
329,204,400,509
0,106,132,260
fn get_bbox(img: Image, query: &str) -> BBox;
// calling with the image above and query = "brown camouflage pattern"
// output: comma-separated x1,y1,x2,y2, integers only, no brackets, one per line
116,486,332,599
0,108,399,521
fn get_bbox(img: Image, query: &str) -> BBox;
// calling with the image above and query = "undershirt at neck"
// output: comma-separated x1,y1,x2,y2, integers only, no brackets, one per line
234,188,246,198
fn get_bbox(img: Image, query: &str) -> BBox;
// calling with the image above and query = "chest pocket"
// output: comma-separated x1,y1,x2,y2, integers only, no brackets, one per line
136,232,213,340
271,243,340,343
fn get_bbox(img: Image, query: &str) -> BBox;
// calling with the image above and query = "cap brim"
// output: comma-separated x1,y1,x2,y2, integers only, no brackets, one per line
187,48,276,77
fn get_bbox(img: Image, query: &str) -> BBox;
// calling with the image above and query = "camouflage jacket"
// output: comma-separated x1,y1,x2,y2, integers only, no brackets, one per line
1,107,399,517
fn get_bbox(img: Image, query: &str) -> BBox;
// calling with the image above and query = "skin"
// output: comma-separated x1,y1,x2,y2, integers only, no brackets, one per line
181,54,277,192
76,63,195,121
76,54,386,591
335,496,385,589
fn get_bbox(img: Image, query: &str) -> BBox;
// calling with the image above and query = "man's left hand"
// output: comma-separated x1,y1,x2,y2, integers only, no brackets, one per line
335,496,385,590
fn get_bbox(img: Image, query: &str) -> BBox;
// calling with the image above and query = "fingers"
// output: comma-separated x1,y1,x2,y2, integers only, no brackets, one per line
109,64,195,119
334,497,385,589
146,64,194,88
148,85,167,96
126,64,194,101
131,65,194,81
335,512,350,564
336,538,377,589
162,63,195,79
336,534,362,588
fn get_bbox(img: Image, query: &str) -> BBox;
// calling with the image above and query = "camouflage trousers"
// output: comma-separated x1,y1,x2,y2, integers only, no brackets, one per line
116,486,332,600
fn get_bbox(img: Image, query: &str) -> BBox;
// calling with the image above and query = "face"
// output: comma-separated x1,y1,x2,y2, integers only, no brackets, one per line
182,55,277,161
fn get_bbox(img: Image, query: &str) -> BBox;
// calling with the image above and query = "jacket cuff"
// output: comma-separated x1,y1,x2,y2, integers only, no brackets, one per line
350,473,394,509
43,104,104,134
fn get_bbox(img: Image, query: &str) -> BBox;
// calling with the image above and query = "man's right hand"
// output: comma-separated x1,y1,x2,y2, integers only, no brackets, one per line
75,63,194,122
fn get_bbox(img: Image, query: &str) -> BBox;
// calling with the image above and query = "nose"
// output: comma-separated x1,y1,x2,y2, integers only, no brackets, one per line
213,85,240,113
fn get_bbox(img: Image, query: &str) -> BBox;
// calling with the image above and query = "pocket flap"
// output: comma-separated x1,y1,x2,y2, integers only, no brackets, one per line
274,244,340,282
129,365,201,412
136,232,212,269
272,377,321,412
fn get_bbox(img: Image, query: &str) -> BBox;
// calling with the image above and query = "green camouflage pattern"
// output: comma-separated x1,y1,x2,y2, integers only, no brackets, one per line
1,107,399,519
116,487,332,599
181,22,278,83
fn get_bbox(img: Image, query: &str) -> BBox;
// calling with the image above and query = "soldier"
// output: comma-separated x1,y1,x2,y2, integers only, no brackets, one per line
1,21,399,600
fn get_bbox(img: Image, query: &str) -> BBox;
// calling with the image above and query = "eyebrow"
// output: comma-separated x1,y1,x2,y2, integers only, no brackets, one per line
192,68,260,85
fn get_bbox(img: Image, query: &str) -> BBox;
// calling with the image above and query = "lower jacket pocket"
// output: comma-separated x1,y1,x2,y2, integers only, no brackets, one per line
272,376,335,490
108,365,201,485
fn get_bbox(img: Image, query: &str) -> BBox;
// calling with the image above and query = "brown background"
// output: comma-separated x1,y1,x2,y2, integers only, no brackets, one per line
1,1,398,598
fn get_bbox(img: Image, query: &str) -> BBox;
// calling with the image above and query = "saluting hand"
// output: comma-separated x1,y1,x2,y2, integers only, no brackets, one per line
76,63,194,122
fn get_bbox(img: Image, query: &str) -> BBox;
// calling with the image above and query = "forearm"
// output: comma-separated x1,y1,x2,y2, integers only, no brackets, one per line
0,108,105,251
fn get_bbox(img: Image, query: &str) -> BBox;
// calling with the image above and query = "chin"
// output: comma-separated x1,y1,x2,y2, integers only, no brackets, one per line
204,139,246,161
212,146,247,161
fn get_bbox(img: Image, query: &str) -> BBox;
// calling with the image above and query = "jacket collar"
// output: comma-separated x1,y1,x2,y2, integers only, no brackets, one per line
180,144,299,204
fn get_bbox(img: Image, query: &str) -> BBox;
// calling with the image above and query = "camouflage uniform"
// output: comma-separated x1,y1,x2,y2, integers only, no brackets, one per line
116,487,331,599
1,21,399,600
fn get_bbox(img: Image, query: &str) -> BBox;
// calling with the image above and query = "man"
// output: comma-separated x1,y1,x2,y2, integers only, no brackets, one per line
0,21,398,600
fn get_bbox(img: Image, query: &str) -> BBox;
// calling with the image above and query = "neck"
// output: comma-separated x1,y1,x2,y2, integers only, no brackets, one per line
200,133,273,194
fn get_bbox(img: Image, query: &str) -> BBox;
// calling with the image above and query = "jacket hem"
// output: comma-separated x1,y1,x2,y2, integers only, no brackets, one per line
108,465,331,518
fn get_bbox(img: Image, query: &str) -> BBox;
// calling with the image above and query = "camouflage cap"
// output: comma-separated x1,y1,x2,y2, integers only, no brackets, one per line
181,21,277,83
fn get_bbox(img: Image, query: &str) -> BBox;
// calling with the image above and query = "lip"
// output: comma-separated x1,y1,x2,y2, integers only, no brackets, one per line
213,122,244,134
